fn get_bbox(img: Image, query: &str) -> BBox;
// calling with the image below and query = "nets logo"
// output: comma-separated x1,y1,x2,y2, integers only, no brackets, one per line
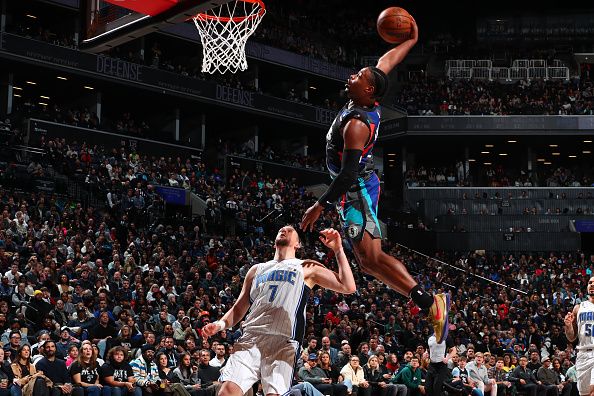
347,225,360,239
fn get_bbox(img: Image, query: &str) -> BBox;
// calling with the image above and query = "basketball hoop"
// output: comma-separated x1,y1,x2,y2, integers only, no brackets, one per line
192,0,266,74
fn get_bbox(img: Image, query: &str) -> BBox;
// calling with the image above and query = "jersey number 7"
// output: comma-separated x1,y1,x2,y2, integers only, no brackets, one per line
269,285,278,302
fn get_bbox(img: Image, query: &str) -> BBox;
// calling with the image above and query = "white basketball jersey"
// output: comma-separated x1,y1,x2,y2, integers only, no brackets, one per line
577,300,594,350
242,258,309,341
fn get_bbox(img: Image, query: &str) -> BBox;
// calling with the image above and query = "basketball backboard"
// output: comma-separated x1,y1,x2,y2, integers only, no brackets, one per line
80,0,233,53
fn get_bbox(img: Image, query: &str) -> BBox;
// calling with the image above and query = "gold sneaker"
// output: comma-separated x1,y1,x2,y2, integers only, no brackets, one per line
429,293,450,343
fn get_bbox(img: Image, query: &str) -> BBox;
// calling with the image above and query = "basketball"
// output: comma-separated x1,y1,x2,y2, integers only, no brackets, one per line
377,7,414,44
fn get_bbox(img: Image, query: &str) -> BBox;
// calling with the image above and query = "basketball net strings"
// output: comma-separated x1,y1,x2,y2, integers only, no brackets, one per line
395,243,528,295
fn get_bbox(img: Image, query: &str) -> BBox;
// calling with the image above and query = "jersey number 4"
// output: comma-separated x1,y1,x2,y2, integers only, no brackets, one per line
268,285,278,302
585,323,592,337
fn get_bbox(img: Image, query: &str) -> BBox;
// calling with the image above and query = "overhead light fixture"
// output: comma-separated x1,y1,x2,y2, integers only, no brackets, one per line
552,152,560,156
26,14,37,19
84,86,94,90
40,95,50,99
57,76,68,81
544,162,552,165
583,150,592,154
569,155,577,158
38,102,48,106
585,140,593,143
507,140,517,143
308,86,317,90
25,81,36,85
499,153,508,156
485,144,494,148
13,86,22,91
549,144,558,147
13,94,21,98
536,158,545,162
388,159,395,162
387,153,396,156
481,151,490,154
468,159,476,162
484,162,492,165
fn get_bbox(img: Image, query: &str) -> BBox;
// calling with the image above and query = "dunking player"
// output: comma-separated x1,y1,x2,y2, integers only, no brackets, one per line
202,226,356,396
301,18,450,342
564,276,594,396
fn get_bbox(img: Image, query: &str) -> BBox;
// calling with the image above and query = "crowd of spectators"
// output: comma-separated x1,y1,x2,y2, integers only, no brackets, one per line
397,77,594,116
4,6,594,396
0,117,590,395
228,140,326,172
406,163,594,188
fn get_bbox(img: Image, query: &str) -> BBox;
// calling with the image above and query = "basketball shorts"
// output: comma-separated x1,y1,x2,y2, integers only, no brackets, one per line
337,173,382,242
576,348,594,395
219,334,300,395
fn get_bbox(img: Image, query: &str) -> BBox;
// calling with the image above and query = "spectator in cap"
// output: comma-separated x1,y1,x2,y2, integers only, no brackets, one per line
130,344,159,394
55,327,79,361
299,352,347,396
536,356,561,395
337,341,352,369
25,290,52,332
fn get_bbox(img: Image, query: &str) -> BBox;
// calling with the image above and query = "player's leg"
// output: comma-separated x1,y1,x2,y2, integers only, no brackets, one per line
351,233,416,294
218,341,261,396
261,339,300,396
342,175,449,342
341,175,420,296
219,382,247,396
586,360,594,396
352,234,449,341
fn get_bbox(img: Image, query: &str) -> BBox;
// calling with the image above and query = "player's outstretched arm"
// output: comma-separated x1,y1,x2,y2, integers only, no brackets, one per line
202,265,257,337
564,304,579,342
303,229,356,294
375,18,418,75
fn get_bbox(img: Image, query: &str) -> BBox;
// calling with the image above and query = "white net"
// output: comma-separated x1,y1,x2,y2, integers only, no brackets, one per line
193,0,265,74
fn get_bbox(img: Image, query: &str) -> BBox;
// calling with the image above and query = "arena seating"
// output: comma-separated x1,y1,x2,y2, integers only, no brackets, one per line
0,112,584,395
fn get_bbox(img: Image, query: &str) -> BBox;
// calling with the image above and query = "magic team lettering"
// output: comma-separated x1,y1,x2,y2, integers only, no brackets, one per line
255,269,297,287
580,311,594,322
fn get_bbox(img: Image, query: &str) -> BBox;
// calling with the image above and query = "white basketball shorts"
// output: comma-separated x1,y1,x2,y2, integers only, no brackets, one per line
219,334,300,395
576,348,594,395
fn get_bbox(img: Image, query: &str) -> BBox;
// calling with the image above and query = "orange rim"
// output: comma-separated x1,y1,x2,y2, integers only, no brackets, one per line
194,0,265,23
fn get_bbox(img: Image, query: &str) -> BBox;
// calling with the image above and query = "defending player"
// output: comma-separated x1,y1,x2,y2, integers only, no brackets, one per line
202,226,356,396
564,276,594,396
300,18,450,341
